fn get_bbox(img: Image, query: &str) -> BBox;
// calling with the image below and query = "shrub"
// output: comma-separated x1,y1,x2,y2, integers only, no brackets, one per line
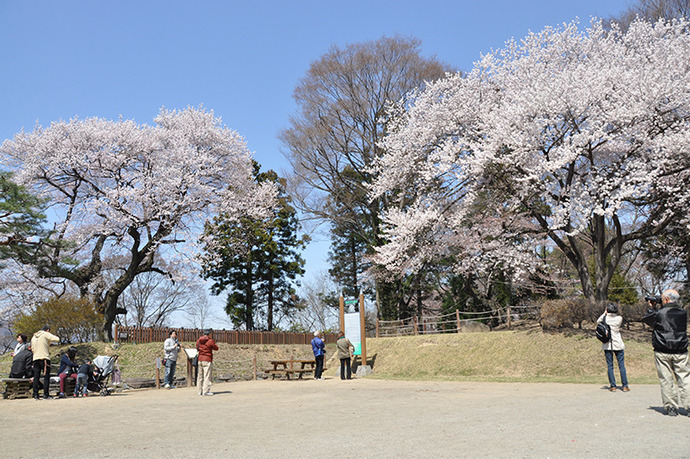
13,296,103,343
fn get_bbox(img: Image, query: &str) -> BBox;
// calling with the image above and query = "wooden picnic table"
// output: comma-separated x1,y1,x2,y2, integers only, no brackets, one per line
265,359,317,380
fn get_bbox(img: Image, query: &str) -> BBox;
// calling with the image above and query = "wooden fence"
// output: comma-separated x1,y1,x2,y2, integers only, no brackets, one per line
113,325,337,345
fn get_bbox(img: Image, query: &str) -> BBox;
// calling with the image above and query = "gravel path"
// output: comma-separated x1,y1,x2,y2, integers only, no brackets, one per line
2,378,689,458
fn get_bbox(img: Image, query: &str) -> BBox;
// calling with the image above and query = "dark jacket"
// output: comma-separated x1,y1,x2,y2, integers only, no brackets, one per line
9,348,33,378
641,303,688,354
77,363,93,375
58,353,78,375
196,335,218,362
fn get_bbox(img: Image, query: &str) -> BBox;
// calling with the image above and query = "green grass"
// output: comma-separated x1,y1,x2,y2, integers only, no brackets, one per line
363,330,658,384
1,327,659,384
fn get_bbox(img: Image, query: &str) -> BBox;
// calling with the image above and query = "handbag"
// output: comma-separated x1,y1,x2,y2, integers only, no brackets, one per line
595,315,611,343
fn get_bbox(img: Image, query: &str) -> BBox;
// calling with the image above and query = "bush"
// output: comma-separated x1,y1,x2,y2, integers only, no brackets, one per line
13,296,103,343
540,299,574,330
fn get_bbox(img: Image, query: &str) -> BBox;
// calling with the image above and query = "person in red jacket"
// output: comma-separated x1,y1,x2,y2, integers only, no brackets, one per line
196,329,218,396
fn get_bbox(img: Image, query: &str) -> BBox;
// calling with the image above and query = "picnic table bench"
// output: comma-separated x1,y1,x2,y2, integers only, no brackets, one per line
2,376,76,399
264,359,323,380
2,378,32,399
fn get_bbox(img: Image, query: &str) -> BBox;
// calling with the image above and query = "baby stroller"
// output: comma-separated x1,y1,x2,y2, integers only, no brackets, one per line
87,355,119,396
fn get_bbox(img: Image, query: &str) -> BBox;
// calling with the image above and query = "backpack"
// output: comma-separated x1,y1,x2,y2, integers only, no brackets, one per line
595,316,611,343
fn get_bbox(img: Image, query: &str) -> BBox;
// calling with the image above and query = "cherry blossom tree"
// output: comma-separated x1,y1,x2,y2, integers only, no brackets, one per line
1,106,275,339
372,18,690,306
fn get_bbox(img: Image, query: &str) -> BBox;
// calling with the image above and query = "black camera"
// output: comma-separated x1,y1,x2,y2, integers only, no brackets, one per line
645,295,662,305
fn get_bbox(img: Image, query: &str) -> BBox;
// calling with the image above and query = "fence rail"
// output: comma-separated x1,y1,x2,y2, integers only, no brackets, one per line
113,325,338,345
375,305,540,337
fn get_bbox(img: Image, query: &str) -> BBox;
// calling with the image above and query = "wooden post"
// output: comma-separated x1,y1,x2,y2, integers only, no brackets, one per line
414,316,418,335
456,309,461,333
358,292,367,368
507,305,512,329
155,358,161,389
339,293,345,332
186,355,194,387
376,318,379,338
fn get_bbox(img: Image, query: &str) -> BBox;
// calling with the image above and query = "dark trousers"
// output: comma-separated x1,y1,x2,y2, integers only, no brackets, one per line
315,355,324,379
33,359,51,398
340,357,352,380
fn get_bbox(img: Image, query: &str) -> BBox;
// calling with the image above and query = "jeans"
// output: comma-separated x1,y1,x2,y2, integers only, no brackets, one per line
75,373,88,396
314,355,324,379
164,359,177,386
340,357,352,380
59,372,77,393
604,349,628,388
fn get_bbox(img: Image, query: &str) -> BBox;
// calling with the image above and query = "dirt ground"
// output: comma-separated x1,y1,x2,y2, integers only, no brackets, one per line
2,378,690,458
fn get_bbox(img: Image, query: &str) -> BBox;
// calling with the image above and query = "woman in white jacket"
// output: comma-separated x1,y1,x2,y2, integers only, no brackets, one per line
597,303,629,392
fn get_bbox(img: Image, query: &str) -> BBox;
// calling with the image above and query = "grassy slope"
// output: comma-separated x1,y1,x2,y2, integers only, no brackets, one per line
364,330,657,384
1,327,659,384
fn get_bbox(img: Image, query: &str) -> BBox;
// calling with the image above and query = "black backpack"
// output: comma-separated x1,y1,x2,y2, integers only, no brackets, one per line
595,316,611,343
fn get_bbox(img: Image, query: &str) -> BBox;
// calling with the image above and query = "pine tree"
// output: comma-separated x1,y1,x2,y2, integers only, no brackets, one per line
201,165,308,330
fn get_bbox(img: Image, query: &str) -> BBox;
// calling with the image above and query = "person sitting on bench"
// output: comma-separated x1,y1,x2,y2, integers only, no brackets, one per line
9,345,34,379
58,347,78,398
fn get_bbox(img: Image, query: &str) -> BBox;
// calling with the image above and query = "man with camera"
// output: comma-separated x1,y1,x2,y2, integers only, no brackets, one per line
642,289,690,416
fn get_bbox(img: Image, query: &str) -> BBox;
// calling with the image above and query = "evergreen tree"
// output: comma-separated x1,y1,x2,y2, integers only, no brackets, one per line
201,164,308,330
0,171,46,263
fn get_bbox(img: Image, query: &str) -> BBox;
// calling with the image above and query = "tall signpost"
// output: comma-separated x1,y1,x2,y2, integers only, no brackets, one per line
340,292,370,376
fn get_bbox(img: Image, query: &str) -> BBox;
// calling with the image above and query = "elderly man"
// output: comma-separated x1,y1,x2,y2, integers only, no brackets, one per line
311,331,326,380
642,289,690,416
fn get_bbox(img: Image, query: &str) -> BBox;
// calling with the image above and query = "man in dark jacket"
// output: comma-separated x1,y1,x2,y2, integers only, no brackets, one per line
195,329,218,396
9,345,34,379
641,289,690,416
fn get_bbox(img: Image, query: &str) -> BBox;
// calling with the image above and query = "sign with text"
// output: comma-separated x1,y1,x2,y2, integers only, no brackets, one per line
344,312,361,355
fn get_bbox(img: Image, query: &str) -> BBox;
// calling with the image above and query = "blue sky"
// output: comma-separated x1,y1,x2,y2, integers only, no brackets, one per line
0,1,630,324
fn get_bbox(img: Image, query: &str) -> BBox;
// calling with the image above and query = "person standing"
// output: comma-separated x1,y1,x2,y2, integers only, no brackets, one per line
74,359,96,397
163,330,181,389
597,303,629,392
30,325,59,400
196,329,218,396
57,347,79,398
336,331,355,380
311,331,325,380
641,289,690,416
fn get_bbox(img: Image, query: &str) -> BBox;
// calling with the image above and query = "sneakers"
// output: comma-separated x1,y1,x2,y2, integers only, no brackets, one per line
608,387,616,392
665,406,678,416
204,392,214,396
622,387,630,392
59,392,66,398
164,383,170,389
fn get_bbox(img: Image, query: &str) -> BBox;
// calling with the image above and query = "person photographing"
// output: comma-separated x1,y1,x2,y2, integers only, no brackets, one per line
597,303,629,392
641,289,690,416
